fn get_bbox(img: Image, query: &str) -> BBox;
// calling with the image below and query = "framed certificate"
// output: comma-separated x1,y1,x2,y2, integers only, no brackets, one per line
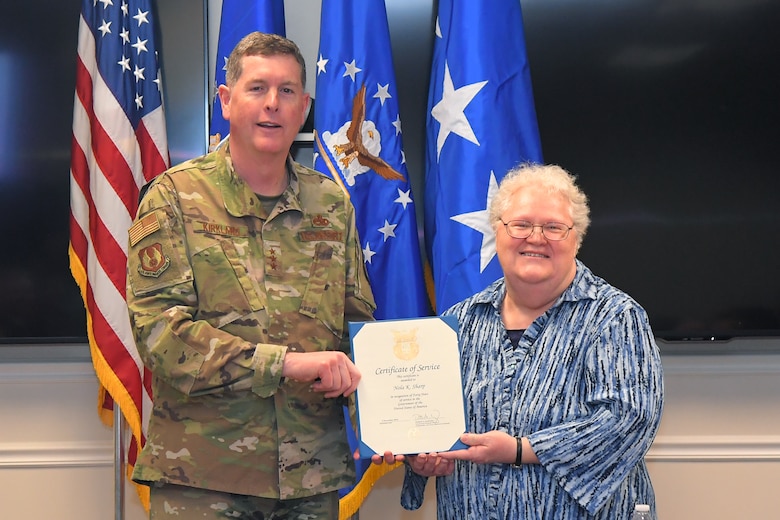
349,316,467,457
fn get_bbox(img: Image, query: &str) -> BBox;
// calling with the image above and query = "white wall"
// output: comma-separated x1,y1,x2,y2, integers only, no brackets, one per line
0,349,146,520
2,342,779,519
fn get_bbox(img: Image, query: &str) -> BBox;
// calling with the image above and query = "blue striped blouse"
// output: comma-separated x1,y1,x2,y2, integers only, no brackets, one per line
401,260,664,519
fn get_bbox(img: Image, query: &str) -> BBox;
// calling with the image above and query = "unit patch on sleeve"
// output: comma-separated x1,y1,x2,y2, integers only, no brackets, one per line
137,243,171,277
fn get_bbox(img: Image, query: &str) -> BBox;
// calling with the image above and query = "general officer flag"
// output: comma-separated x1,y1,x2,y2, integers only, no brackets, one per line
426,0,544,313
209,0,285,149
69,0,168,508
313,0,429,517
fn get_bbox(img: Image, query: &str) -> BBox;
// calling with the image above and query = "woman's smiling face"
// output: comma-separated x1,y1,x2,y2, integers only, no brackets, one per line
496,186,578,292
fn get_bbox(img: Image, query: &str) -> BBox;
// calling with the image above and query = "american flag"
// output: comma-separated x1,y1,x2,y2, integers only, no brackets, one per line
69,0,168,504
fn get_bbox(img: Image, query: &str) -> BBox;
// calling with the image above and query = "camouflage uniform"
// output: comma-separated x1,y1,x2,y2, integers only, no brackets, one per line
150,483,338,519
126,140,375,500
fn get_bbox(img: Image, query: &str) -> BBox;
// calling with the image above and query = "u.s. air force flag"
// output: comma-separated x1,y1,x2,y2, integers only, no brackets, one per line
426,0,544,313
209,0,285,150
313,0,429,517
314,0,429,321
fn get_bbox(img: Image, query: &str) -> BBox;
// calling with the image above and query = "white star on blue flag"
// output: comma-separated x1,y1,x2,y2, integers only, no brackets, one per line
425,0,544,313
314,0,429,321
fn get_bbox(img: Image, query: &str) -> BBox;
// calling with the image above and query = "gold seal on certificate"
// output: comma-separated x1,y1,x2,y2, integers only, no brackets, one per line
349,316,467,457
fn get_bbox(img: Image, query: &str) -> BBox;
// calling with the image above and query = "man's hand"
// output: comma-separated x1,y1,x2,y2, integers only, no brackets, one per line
367,450,405,465
282,351,361,398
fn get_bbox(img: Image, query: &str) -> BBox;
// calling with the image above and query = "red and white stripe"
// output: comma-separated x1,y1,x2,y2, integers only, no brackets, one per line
69,12,168,467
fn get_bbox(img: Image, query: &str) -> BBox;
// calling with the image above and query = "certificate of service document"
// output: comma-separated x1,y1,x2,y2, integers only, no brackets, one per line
350,316,467,457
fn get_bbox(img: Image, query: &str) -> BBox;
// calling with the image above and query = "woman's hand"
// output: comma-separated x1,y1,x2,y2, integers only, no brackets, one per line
439,431,517,465
406,452,455,477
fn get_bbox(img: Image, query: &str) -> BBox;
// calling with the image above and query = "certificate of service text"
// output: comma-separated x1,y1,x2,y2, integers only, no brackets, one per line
349,316,467,457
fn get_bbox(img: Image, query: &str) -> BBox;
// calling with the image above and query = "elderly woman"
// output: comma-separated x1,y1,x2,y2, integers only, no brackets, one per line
395,163,664,519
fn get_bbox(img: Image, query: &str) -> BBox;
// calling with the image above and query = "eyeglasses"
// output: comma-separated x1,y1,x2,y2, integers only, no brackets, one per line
499,219,574,241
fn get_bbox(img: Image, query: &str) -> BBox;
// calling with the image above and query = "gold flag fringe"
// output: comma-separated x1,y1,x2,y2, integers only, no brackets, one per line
69,243,150,511
339,461,403,519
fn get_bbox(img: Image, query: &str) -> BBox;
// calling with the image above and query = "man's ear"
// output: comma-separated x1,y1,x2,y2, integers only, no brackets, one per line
217,84,231,121
300,94,313,132
301,93,312,128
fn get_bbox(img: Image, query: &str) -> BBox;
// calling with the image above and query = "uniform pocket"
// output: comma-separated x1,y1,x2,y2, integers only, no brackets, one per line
299,241,345,338
191,241,258,328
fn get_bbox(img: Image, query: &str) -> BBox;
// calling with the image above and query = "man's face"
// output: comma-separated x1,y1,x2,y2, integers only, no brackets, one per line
218,53,309,157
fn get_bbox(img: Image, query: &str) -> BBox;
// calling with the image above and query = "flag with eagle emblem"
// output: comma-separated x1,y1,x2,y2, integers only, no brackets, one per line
313,0,429,517
313,0,428,320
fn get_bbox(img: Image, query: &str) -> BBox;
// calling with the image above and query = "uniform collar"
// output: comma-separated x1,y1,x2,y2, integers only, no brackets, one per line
216,139,303,219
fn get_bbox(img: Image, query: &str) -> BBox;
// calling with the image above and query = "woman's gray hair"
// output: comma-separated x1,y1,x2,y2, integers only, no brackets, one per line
488,163,590,249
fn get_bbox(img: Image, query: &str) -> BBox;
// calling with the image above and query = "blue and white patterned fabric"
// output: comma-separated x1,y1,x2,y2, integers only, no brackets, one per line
401,259,664,519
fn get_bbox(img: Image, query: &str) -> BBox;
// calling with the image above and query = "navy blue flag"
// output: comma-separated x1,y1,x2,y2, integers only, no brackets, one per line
209,0,285,149
425,0,544,313
313,1,429,517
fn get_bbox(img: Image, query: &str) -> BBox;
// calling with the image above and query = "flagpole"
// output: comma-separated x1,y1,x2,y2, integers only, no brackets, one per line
203,0,211,152
114,405,125,520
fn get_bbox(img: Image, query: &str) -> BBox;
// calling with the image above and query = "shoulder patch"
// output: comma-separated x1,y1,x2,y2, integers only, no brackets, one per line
137,243,171,277
129,213,161,247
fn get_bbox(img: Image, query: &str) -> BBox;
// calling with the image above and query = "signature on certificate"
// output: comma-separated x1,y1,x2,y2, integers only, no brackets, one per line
412,410,442,426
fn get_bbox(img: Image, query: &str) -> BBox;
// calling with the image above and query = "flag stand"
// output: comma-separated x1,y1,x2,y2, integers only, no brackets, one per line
114,406,125,520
